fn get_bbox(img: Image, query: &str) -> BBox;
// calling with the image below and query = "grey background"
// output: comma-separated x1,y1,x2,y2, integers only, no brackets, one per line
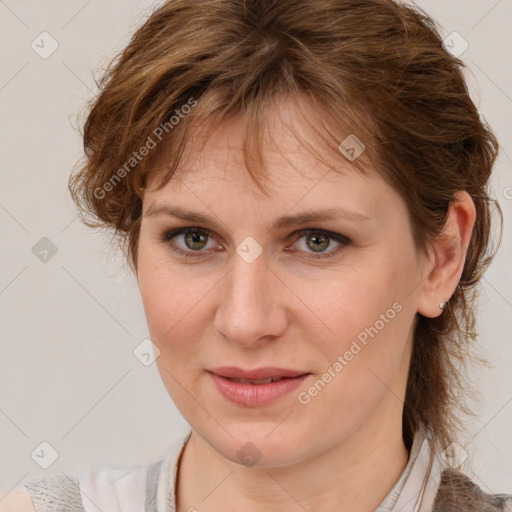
1,0,511,497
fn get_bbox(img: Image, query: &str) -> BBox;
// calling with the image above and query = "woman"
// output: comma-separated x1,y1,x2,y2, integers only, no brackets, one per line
4,0,511,510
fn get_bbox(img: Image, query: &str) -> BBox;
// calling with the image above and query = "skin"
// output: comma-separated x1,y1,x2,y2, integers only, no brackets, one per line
135,96,476,512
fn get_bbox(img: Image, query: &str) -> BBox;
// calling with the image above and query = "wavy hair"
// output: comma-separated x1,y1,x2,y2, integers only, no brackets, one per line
68,0,502,451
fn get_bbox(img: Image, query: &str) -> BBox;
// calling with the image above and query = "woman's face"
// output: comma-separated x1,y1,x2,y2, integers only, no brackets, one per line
137,99,428,467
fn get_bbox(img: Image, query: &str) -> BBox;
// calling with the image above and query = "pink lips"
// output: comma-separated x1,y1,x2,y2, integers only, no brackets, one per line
208,366,311,406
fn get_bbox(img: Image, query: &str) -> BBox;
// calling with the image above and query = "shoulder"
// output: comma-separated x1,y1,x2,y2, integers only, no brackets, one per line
0,487,35,512
434,468,512,512
5,432,191,512
15,459,165,512
0,474,86,512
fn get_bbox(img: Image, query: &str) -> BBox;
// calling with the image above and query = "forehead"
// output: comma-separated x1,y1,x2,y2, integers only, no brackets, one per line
142,96,401,223
147,97,379,193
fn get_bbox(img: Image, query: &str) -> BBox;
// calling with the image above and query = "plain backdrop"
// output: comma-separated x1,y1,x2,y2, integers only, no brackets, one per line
1,0,511,497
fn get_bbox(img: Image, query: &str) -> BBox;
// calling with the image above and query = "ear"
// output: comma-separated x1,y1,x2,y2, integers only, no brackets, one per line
417,191,476,318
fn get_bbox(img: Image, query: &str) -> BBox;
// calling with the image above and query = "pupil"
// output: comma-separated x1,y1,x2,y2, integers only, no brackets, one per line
307,233,329,252
185,231,207,250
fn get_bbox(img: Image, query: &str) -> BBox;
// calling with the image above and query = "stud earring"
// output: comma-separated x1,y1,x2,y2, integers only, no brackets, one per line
439,302,446,310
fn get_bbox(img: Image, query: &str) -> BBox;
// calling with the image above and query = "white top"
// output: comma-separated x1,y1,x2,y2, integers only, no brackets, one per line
19,428,471,512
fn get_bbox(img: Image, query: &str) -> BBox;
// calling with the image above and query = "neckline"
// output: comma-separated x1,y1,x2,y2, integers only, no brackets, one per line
160,428,436,512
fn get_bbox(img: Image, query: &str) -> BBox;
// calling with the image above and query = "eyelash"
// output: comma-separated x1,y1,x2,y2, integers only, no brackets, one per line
159,226,351,260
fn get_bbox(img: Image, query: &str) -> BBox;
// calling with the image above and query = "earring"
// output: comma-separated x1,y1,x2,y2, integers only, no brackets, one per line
439,302,446,310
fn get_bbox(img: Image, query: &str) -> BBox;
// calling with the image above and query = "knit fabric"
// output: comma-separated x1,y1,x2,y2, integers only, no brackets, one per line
23,474,84,512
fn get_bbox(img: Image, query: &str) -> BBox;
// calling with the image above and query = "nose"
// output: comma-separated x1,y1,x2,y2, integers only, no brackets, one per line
213,251,288,348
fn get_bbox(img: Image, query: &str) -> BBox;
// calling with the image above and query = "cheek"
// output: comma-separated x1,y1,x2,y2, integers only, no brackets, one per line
138,259,210,408
136,246,219,377
307,253,415,381
137,239,196,332
310,267,403,339
296,271,413,427
140,268,207,345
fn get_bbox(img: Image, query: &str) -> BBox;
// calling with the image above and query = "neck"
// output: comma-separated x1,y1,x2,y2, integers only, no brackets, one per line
176,416,409,512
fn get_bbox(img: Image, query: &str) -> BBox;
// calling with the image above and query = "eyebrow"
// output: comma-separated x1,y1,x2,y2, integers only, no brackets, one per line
143,204,371,231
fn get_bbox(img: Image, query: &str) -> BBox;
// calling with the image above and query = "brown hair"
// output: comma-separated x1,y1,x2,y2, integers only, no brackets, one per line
69,0,501,451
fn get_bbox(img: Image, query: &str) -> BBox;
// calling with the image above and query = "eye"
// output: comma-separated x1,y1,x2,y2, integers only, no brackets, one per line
160,227,219,257
287,229,350,259
159,227,350,260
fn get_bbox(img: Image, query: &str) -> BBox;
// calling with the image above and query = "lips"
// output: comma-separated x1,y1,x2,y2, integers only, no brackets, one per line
207,367,311,406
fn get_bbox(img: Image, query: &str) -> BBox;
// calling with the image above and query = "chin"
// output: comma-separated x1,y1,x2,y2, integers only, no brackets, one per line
196,421,317,468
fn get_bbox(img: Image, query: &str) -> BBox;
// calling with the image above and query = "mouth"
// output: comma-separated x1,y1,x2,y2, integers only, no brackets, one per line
225,376,290,384
209,366,309,379
207,367,311,406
